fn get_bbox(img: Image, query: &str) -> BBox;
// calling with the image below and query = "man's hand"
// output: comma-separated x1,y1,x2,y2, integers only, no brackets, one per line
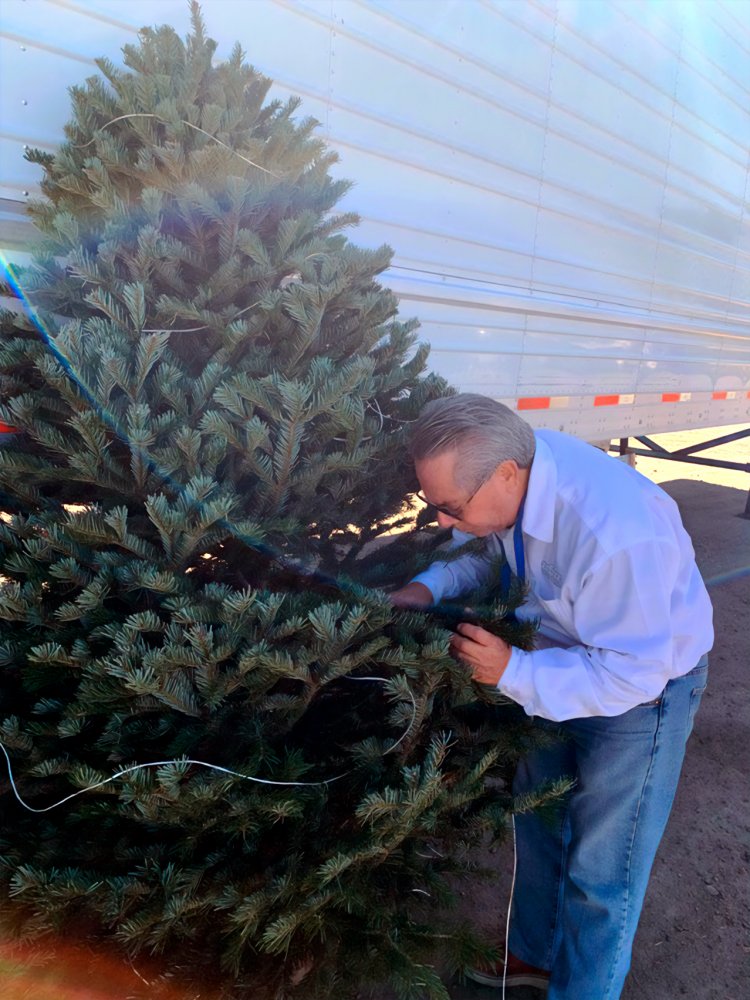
450,622,512,687
389,582,434,608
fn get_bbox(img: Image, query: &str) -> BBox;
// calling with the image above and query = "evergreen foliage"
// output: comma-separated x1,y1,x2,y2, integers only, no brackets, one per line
0,7,558,997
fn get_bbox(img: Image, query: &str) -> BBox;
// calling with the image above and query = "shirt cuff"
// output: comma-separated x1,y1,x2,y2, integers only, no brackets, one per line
497,646,535,715
410,568,449,604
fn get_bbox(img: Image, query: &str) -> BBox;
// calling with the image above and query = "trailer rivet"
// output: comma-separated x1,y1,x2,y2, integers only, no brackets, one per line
21,100,28,106
22,191,29,196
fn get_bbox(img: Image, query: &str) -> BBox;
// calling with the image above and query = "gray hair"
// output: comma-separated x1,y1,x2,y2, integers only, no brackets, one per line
408,394,536,491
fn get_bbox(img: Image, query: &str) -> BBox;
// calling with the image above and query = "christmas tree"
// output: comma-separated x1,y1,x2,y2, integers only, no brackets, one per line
0,7,555,997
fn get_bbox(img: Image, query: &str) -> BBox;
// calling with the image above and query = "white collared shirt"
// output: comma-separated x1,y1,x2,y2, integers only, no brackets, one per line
412,430,714,722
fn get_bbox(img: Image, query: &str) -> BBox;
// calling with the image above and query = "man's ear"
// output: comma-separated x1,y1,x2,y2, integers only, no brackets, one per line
497,460,520,487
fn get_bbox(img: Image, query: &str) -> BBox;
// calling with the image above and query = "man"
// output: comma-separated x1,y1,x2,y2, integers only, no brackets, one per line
391,394,712,1000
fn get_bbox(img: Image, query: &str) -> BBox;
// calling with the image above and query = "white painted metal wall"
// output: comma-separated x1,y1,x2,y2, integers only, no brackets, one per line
1,0,749,441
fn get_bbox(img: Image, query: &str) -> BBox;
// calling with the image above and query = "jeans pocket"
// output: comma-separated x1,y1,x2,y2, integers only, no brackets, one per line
686,680,706,738
640,695,662,707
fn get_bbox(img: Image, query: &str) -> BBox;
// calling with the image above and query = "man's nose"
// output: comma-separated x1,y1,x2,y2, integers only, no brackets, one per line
436,510,458,529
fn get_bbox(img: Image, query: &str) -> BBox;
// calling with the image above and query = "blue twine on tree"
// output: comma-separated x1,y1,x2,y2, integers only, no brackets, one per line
0,112,420,604
0,252,396,604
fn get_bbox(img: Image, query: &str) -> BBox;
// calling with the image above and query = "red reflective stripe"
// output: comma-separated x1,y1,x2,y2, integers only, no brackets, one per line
712,391,728,400
517,397,551,410
0,422,15,434
662,393,681,402
594,395,619,407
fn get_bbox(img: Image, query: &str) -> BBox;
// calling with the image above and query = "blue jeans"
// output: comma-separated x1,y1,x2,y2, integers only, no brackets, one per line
509,657,708,1000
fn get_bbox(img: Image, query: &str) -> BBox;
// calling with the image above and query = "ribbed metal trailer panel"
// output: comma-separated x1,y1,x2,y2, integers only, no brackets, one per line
1,0,749,440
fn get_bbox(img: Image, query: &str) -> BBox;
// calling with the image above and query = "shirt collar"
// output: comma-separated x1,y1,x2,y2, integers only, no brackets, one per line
521,434,556,543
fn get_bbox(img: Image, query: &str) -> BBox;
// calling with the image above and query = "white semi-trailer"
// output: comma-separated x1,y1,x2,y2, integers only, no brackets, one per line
1,0,749,455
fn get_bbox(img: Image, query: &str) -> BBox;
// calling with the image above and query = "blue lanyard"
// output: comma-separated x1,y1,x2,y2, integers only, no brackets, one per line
500,497,526,593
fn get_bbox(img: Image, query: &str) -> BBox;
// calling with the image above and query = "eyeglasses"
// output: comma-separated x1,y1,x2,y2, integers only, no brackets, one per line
414,467,495,520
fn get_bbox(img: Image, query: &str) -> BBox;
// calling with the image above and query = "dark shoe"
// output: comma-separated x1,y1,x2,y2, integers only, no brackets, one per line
466,951,550,990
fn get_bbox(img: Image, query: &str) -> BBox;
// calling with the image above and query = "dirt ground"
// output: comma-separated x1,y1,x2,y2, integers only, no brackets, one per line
443,424,750,1000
